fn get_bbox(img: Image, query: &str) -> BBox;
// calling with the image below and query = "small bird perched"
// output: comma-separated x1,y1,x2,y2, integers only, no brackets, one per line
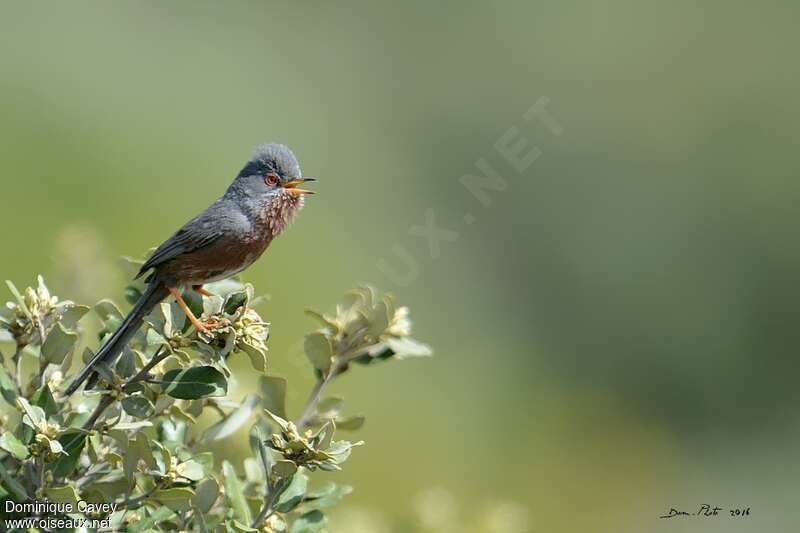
64,143,314,396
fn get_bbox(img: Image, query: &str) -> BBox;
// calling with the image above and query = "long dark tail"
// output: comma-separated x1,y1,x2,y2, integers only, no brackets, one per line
64,282,169,396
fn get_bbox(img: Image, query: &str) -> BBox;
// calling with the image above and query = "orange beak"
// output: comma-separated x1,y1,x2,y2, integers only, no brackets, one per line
283,177,316,195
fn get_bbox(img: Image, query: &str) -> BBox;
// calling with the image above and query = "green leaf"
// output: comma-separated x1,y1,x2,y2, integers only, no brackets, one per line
274,473,308,513
255,428,274,488
41,322,79,365
160,366,228,399
132,432,156,470
239,342,268,373
263,409,291,433
17,397,45,429
50,431,87,478
258,375,287,419
128,507,175,533
32,384,57,417
365,299,390,340
0,364,17,405
118,256,146,279
0,461,29,502
145,328,168,348
122,396,155,418
271,460,297,480
113,420,153,431
243,457,263,484
316,421,335,451
385,337,433,359
159,419,187,451
159,302,176,337
304,332,333,374
192,451,214,476
115,348,138,378
0,432,29,460
303,482,353,510
231,521,259,532
316,396,344,418
176,460,205,481
59,304,90,329
169,403,197,424
181,294,202,333
193,477,219,513
290,510,326,533
95,299,123,322
224,289,248,315
5,281,32,321
121,433,140,490
47,437,65,456
202,394,258,442
335,415,366,431
84,475,129,502
45,485,80,506
125,286,143,306
153,440,172,475
304,309,339,333
222,460,252,525
151,487,195,512
324,440,363,466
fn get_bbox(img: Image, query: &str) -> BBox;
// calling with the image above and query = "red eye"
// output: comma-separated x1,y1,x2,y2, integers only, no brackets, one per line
265,173,279,186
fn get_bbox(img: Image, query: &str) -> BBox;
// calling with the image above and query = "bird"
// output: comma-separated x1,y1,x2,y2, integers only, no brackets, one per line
64,143,314,396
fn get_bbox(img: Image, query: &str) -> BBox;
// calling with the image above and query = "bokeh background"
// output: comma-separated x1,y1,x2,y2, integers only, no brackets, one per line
2,1,800,531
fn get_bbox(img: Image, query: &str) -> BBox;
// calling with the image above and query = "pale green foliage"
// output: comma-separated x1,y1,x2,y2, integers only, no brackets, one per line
0,269,430,532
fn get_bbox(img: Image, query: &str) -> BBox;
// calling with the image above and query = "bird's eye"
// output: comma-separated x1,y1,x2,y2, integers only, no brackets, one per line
265,173,280,186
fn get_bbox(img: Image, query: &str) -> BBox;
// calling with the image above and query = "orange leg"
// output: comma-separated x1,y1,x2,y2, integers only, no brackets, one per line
193,285,214,297
169,287,210,334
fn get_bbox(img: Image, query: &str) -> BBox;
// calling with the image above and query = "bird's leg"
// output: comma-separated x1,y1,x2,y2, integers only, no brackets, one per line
193,285,214,297
169,287,210,335
191,285,222,329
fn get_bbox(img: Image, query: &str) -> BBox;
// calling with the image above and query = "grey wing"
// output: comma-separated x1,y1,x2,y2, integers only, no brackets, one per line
136,199,248,279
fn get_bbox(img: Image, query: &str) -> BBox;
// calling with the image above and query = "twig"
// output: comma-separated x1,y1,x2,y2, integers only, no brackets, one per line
122,347,169,393
12,343,24,392
295,368,338,431
36,358,48,391
36,456,45,497
124,480,166,510
76,462,109,489
81,394,115,431
254,348,370,528
80,347,169,431
251,485,281,528
294,346,370,431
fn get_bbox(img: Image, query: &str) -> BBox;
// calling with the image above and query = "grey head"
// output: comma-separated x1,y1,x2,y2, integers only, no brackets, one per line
225,143,315,234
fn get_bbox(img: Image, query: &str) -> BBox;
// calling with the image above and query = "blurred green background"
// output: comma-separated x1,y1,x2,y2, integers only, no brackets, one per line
2,1,799,531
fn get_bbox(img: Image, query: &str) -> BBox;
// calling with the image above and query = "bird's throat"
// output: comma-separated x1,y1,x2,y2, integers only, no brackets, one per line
262,190,305,237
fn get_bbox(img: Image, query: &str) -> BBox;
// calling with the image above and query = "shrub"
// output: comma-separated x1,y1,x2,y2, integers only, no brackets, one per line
0,264,430,532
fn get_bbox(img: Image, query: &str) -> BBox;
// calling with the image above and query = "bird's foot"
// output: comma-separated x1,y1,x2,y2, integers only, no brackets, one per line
199,316,225,334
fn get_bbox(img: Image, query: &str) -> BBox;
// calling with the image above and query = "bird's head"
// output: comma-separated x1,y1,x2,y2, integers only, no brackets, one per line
228,143,315,232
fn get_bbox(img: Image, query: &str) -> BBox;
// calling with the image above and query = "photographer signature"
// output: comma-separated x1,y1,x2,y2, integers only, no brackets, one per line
660,505,750,519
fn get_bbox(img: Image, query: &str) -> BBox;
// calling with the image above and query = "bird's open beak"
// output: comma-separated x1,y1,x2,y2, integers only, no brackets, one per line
283,177,316,195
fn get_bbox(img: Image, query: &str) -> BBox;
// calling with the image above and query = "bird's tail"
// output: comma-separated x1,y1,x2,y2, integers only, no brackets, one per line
64,282,169,396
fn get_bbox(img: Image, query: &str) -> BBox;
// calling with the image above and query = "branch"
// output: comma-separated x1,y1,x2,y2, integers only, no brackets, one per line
295,367,339,431
81,393,115,431
124,479,167,510
80,347,169,431
295,346,370,430
11,343,24,392
251,473,289,529
251,488,281,528
122,347,169,393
